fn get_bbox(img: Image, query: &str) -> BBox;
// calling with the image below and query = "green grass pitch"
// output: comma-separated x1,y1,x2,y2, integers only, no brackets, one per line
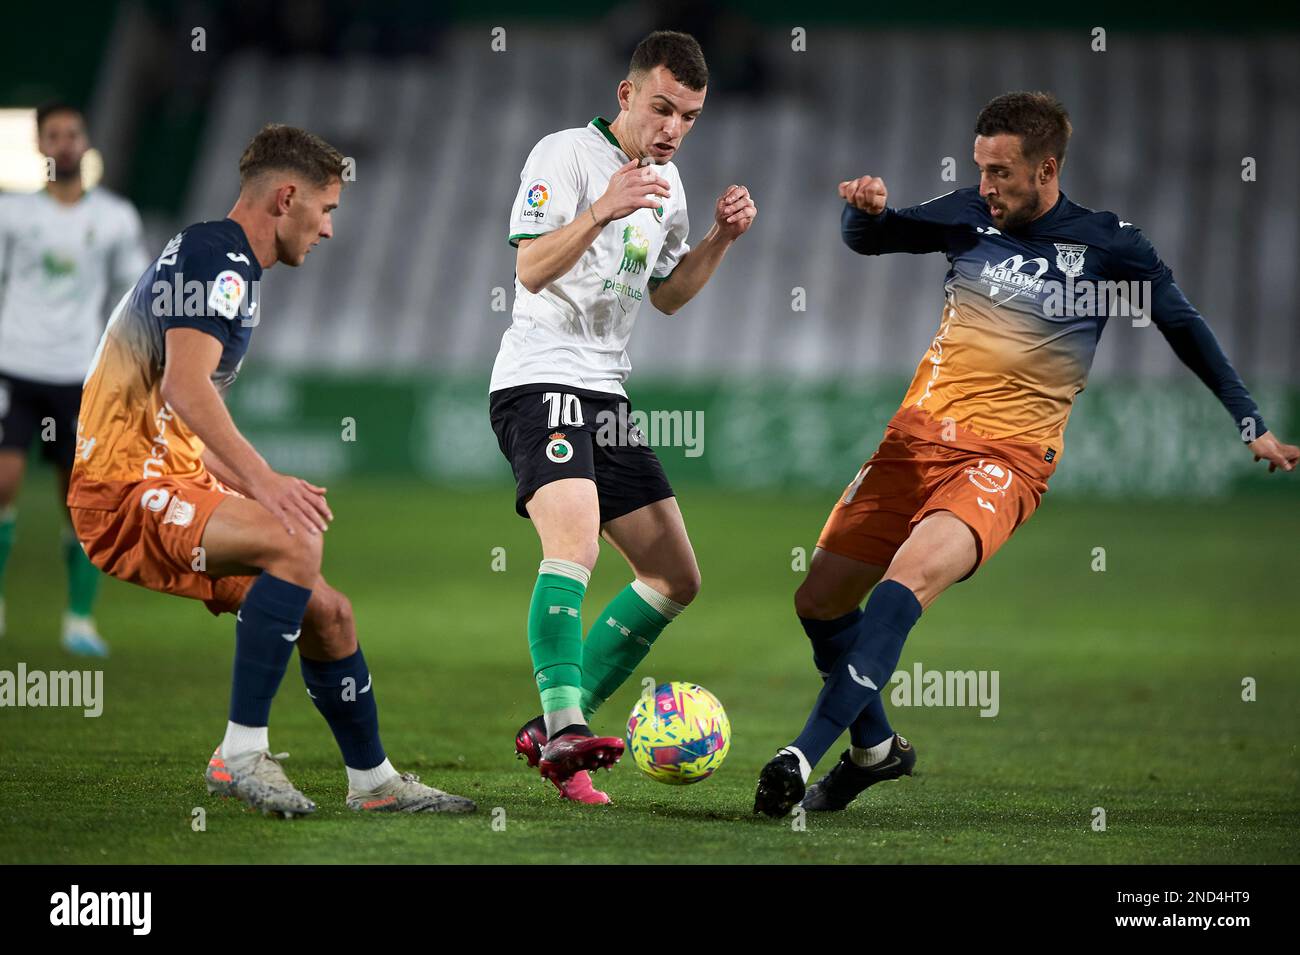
1,468,1296,864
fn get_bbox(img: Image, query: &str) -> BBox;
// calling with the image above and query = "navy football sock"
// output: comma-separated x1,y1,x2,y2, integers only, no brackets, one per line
229,573,312,727
800,610,895,749
300,647,386,771
790,580,921,769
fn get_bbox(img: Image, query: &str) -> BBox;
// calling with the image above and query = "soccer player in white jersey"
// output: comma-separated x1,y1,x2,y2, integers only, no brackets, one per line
0,103,148,655
490,31,757,803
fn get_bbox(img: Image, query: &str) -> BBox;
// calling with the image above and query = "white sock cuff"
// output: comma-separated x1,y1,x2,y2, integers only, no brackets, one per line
539,558,591,587
631,578,686,620
221,721,269,760
850,735,895,768
347,757,399,793
780,745,812,783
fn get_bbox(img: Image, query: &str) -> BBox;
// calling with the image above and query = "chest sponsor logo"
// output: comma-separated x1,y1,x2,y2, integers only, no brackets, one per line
980,254,1049,306
619,225,649,275
41,251,77,279
521,179,550,223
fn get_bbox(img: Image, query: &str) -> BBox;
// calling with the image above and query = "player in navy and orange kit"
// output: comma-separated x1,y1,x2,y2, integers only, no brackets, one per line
754,91,1299,817
68,124,475,817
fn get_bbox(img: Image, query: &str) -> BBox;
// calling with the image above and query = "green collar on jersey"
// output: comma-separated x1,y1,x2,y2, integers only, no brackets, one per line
590,116,626,154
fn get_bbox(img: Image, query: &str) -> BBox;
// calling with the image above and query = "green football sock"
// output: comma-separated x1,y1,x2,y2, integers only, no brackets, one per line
0,508,15,594
527,561,589,725
62,527,100,618
580,581,680,719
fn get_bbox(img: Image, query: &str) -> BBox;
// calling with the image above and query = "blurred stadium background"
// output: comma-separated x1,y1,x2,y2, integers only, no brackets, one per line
0,2,1297,864
3,1,1297,498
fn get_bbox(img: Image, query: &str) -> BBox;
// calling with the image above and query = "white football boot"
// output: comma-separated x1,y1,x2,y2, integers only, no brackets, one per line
346,771,477,814
205,747,316,818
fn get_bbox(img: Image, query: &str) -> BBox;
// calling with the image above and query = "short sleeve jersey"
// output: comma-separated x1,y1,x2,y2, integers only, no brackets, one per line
490,117,690,397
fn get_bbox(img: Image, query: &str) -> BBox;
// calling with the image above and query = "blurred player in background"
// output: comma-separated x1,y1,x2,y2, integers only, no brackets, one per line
754,91,1299,818
490,31,756,803
0,103,147,656
68,124,476,817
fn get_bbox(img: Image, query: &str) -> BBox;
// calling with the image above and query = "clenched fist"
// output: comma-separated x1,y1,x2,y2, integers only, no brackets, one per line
715,184,756,239
839,175,887,215
591,158,671,226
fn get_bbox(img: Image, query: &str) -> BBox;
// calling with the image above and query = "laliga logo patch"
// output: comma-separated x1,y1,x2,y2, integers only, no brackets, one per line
207,269,246,319
522,179,550,222
545,431,573,464
965,459,1014,494
140,488,171,512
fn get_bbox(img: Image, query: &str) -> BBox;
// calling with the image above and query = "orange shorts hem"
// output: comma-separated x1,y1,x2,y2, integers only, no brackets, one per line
69,472,256,616
816,427,1045,579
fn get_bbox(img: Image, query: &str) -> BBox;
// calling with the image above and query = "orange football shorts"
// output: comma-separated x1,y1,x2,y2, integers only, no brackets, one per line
816,426,1048,579
68,471,256,616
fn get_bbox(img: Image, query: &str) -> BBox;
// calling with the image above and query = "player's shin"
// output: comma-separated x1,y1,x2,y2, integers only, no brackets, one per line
299,645,395,790
786,580,921,774
579,579,683,719
223,573,312,759
800,609,895,752
529,559,590,735
0,506,15,595
62,526,100,618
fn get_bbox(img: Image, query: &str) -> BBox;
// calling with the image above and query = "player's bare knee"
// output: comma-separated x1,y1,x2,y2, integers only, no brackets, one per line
263,528,324,586
543,541,599,571
672,569,701,607
794,581,849,621
652,567,700,607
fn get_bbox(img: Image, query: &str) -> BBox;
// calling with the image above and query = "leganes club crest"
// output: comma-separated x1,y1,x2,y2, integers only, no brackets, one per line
1054,243,1087,278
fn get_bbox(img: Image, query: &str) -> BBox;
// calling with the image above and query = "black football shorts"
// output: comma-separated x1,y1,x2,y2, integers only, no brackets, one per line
489,383,675,523
0,371,82,468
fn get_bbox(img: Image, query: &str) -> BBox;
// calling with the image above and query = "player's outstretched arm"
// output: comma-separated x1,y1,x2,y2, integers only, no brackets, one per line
1122,225,1297,475
516,158,669,293
160,328,332,535
839,175,957,255
649,184,755,315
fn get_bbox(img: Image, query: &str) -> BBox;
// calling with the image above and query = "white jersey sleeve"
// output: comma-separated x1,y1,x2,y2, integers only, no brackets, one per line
508,133,586,247
651,174,690,280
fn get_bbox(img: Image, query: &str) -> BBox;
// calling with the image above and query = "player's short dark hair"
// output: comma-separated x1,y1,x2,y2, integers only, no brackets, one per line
238,123,345,189
975,91,1072,166
629,30,708,91
36,102,84,134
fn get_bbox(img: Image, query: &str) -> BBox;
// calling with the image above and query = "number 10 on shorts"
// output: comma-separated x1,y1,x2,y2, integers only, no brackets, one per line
543,392,584,428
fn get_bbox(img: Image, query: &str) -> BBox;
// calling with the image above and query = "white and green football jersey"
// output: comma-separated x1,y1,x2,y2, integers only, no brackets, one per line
0,188,147,384
490,117,691,397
